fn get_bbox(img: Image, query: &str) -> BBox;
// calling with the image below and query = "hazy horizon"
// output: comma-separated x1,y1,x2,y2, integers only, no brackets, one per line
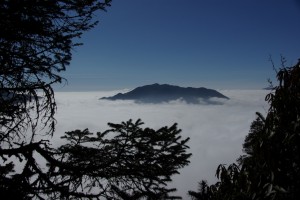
53,81,273,92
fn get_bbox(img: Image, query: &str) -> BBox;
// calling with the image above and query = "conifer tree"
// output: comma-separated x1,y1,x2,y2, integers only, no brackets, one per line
0,1,191,199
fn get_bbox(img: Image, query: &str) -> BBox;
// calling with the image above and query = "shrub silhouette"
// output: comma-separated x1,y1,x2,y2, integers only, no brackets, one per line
189,58,300,200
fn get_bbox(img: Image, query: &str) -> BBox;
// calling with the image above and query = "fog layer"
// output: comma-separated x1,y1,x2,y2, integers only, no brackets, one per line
53,89,269,199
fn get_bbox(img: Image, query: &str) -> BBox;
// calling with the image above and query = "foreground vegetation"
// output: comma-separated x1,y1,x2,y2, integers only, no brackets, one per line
1,1,299,199
189,58,300,200
0,1,191,199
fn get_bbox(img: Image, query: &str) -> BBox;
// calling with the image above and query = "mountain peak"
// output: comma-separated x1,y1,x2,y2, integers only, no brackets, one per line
100,84,229,104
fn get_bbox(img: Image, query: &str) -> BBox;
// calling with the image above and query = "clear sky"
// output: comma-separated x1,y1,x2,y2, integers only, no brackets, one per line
56,0,300,91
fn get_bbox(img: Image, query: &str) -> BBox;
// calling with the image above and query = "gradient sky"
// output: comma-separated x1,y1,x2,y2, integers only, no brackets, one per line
56,0,300,91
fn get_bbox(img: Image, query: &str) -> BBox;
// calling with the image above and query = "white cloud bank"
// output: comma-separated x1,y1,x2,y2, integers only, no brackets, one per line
52,89,269,199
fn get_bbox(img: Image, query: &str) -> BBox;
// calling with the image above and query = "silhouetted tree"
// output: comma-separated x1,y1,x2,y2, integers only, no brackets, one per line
189,57,300,200
189,163,250,200
54,119,190,199
1,0,111,137
0,0,111,198
0,0,192,199
188,180,213,200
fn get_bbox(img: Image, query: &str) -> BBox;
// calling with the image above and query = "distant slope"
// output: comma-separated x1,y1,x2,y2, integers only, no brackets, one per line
100,83,229,104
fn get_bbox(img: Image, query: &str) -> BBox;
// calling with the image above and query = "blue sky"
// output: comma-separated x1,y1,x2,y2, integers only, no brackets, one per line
56,0,300,91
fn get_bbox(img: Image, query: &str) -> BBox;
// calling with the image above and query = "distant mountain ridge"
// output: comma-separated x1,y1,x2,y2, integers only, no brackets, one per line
100,83,229,104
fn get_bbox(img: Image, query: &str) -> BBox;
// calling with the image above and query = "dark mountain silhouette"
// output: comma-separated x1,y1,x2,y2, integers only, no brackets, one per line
100,83,229,104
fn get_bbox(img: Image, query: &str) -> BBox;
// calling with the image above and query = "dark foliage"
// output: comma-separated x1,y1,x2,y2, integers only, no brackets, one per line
1,119,191,199
189,57,300,200
188,180,213,200
56,119,190,199
0,1,192,199
0,0,111,138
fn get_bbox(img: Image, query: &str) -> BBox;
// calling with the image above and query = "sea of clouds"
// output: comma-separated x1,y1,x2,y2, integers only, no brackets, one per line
51,89,269,199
